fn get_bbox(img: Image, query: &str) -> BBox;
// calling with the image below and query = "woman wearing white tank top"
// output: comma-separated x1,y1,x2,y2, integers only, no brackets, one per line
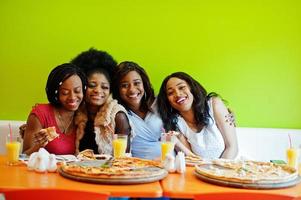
157,72,238,159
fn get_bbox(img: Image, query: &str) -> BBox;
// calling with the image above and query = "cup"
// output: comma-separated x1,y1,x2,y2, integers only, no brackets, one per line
113,135,127,158
6,135,22,165
161,134,176,162
286,148,299,169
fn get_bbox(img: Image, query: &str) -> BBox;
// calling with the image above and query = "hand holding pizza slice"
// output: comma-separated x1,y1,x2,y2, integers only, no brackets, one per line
43,126,59,142
34,126,59,146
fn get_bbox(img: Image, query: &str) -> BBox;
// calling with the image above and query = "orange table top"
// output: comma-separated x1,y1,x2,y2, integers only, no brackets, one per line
161,167,301,199
0,156,162,198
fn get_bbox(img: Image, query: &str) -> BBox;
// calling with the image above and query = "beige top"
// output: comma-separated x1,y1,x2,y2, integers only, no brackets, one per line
74,95,128,155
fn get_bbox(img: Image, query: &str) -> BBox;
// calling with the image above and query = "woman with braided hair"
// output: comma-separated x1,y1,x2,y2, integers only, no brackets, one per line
23,63,86,155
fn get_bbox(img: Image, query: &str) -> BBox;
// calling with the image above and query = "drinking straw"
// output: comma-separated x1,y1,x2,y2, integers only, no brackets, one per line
288,133,292,149
8,123,13,142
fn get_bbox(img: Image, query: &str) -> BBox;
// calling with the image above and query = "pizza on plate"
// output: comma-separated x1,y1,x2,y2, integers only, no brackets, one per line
185,155,203,166
77,149,96,160
60,157,166,179
77,149,112,161
195,159,298,184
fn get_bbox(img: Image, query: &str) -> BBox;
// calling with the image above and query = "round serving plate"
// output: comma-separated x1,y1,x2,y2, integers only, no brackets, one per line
194,171,301,189
58,167,168,184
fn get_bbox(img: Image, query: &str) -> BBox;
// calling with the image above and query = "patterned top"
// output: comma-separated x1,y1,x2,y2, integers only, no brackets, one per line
74,95,130,155
177,98,225,159
31,104,76,155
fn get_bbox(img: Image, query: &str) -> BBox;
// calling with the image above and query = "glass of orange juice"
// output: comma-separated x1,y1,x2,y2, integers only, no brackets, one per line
113,135,127,158
161,134,176,162
6,135,21,166
286,148,299,169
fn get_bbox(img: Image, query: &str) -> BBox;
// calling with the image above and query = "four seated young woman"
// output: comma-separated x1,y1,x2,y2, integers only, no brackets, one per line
21,50,237,160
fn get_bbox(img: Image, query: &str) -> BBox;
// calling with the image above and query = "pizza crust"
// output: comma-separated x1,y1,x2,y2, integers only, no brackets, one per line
185,155,203,166
42,126,59,142
77,149,96,160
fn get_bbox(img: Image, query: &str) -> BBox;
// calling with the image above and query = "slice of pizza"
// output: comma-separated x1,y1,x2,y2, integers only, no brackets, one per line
77,149,96,160
185,154,203,166
43,126,59,142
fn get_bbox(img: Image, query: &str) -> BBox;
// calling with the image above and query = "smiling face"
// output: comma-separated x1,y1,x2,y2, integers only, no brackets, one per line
58,75,83,111
85,72,110,108
119,70,145,111
166,77,194,113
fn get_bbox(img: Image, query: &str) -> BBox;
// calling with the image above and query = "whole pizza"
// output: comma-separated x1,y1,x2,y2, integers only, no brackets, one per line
195,159,299,185
59,157,168,184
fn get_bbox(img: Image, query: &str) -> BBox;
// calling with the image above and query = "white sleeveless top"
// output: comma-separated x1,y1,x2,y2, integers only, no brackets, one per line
177,98,225,159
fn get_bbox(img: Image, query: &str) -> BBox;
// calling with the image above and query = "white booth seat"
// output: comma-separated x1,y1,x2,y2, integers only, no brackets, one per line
0,120,300,162
236,127,301,162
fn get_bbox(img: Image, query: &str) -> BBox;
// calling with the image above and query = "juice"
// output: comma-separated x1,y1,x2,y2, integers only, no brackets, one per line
113,138,127,158
6,141,21,165
286,148,299,169
161,142,174,161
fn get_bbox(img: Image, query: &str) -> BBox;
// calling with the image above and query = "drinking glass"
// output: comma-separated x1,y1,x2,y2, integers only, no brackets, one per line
6,134,22,165
161,134,176,162
113,135,127,158
286,148,299,169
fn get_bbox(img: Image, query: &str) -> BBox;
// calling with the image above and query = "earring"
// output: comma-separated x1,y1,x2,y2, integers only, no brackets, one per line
144,92,147,100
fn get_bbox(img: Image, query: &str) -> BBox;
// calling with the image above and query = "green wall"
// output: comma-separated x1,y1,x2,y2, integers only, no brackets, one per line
0,0,300,128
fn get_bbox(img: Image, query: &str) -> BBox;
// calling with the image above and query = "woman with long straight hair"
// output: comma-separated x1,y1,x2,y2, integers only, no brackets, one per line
157,72,238,159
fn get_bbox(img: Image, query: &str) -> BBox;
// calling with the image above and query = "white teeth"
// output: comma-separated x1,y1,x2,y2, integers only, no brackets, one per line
128,94,138,98
91,95,104,99
176,97,186,103
68,102,76,106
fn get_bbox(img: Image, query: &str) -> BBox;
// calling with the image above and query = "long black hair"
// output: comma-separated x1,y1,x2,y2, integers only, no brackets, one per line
157,72,217,131
112,61,155,113
46,63,87,107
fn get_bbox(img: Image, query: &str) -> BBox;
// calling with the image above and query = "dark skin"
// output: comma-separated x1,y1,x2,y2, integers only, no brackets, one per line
80,71,131,152
23,75,83,155
114,112,131,152
165,77,238,159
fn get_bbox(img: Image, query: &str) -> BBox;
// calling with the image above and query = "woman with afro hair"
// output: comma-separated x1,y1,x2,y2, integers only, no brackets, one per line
71,48,131,155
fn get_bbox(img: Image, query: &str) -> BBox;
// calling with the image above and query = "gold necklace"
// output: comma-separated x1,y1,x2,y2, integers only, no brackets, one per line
57,110,74,134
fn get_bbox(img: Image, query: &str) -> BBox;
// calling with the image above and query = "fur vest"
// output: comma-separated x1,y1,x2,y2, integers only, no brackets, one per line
74,95,128,155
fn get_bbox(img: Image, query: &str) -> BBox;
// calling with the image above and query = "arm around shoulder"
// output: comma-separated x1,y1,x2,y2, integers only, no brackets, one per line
211,97,238,159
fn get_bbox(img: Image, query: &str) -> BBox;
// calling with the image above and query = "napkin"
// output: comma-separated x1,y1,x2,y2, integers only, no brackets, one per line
27,148,57,173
